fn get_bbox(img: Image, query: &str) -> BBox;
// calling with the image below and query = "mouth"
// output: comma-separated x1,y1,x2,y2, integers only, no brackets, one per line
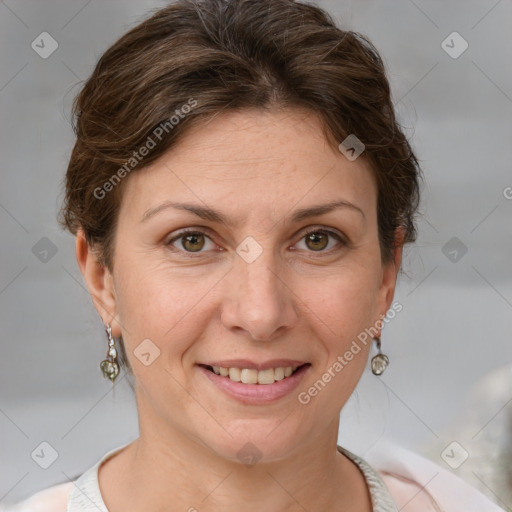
197,362,311,404
198,363,310,385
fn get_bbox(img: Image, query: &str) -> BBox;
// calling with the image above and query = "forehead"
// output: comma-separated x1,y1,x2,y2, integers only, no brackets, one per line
119,108,377,224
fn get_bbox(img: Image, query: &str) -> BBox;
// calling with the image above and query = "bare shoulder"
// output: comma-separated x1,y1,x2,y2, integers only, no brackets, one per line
379,472,440,512
3,481,74,512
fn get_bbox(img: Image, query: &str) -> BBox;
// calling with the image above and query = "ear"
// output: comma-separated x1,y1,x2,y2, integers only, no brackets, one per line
375,227,404,332
75,229,120,337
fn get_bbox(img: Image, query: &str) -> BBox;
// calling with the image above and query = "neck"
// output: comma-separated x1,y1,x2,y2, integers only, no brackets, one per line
98,405,372,512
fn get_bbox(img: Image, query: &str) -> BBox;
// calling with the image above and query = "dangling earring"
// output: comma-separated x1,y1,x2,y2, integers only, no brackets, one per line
371,336,389,375
100,323,120,383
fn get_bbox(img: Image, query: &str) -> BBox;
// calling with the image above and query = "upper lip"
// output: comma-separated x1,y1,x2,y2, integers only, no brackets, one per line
198,359,309,371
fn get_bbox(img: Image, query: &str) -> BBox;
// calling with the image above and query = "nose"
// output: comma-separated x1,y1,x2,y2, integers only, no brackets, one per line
220,245,299,342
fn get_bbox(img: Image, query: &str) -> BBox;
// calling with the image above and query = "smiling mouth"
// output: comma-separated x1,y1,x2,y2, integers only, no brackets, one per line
199,363,310,385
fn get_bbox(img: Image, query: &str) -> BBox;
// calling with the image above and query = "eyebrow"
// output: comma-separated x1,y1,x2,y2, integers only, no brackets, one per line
140,199,366,225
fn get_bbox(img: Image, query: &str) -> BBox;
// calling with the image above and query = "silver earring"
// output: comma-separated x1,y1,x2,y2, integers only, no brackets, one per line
100,323,120,383
371,336,389,375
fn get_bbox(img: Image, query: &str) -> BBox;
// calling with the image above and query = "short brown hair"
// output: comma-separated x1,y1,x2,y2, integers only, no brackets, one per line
58,0,422,274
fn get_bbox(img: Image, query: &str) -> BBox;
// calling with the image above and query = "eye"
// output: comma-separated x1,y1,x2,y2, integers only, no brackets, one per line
166,227,346,256
294,228,346,253
166,229,216,254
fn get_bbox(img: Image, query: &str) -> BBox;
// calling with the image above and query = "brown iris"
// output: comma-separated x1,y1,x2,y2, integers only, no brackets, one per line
181,233,205,252
305,231,329,251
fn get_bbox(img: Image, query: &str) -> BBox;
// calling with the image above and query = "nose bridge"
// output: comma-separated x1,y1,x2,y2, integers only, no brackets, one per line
234,234,279,292
221,234,296,341
236,237,283,306
239,245,279,295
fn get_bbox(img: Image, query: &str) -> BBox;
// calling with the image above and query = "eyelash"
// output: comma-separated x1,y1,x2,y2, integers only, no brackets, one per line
165,227,347,258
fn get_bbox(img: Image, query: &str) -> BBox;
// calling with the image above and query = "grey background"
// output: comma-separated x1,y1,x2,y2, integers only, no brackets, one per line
1,0,511,507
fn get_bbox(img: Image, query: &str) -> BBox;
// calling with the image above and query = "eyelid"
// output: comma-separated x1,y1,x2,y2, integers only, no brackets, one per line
296,225,346,242
167,226,214,239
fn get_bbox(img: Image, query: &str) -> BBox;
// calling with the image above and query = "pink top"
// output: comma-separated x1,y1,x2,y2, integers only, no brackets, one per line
1,440,505,512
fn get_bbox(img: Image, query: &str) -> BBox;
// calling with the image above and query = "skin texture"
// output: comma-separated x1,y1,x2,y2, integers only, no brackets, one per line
76,108,402,512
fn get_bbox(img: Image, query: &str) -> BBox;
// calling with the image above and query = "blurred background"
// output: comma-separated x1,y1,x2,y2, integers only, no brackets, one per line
1,0,511,508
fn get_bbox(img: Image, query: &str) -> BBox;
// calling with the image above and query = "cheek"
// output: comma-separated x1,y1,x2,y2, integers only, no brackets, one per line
113,257,211,362
298,272,379,409
302,263,382,341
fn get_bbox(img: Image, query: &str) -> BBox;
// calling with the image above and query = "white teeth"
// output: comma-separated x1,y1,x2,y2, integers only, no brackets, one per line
241,369,258,384
209,365,302,384
274,367,285,381
257,368,275,385
228,367,241,382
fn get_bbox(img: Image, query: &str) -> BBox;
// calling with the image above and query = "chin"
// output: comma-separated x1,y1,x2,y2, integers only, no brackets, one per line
201,421,303,466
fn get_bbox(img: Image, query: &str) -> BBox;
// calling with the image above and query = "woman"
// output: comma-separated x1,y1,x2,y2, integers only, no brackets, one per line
4,0,505,511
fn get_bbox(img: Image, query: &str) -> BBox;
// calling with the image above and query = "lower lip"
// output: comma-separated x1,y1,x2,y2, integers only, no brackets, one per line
197,364,311,405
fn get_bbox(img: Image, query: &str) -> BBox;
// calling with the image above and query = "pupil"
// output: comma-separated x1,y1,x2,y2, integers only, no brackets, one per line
306,232,327,251
183,233,204,252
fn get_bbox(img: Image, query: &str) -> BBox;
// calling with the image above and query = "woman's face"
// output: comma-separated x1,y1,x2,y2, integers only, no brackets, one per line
83,108,400,463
